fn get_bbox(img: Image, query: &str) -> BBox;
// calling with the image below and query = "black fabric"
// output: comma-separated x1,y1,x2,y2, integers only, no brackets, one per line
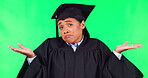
83,28,90,38
58,7,84,21
17,37,143,78
51,4,95,20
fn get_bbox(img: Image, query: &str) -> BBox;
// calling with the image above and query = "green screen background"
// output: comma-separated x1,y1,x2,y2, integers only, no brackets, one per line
0,0,148,78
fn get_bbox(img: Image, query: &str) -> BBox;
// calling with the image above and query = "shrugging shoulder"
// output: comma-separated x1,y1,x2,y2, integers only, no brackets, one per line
17,37,143,78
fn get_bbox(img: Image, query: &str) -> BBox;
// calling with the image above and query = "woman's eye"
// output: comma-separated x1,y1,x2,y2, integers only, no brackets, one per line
68,24,73,26
59,27,63,29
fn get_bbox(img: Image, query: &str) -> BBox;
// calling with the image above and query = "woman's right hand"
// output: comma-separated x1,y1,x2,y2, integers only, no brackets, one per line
8,43,35,58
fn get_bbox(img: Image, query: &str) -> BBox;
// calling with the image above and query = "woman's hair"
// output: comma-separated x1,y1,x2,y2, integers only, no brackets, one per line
75,16,90,38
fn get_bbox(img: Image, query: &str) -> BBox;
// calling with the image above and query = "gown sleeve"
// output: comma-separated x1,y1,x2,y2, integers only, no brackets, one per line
17,38,51,78
98,40,143,78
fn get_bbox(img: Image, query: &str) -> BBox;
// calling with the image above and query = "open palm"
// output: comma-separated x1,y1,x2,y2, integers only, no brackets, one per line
115,41,143,53
8,43,35,58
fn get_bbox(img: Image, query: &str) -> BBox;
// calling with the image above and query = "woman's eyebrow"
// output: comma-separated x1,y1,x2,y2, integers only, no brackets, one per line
65,20,72,22
58,20,72,25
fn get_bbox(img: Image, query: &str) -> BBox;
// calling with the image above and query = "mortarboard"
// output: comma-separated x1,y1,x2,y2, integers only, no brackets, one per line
51,4,95,38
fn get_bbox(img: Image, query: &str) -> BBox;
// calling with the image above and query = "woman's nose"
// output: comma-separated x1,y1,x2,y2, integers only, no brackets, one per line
64,30,69,34
63,27,69,34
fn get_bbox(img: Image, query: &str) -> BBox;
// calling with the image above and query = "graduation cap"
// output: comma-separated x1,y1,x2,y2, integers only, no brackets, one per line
51,4,95,38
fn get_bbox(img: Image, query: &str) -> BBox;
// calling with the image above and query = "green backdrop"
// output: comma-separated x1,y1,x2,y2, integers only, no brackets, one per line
0,0,148,78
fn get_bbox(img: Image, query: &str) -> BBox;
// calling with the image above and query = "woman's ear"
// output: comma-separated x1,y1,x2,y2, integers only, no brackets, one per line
81,20,85,29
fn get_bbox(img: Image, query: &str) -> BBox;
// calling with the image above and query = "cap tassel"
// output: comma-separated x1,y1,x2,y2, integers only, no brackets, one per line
55,15,59,38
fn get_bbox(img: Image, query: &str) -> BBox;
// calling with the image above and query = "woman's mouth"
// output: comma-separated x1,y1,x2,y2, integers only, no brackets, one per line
64,35,72,39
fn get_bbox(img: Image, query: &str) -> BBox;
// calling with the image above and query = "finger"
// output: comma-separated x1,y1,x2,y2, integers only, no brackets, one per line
126,44,143,49
11,48,25,53
136,44,143,47
8,46,23,52
18,43,25,49
123,41,128,46
8,46,15,50
132,44,143,48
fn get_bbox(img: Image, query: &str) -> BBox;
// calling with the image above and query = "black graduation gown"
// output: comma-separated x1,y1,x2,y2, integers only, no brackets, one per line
17,37,143,78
